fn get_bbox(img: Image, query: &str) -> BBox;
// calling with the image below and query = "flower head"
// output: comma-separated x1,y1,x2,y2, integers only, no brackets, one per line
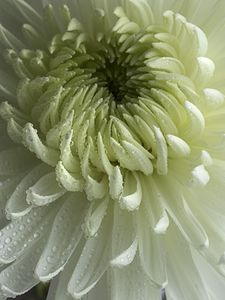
1,0,225,299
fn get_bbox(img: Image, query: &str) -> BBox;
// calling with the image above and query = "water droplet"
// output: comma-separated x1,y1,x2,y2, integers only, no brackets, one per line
5,237,11,244
19,224,25,231
33,232,39,239
47,256,54,263
52,246,57,253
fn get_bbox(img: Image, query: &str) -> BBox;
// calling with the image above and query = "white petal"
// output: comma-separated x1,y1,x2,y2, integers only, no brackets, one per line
0,147,34,176
110,237,138,268
1,0,43,30
175,197,209,249
194,26,208,56
35,193,86,281
120,172,142,211
7,118,23,144
142,176,169,234
147,57,185,74
85,175,108,201
165,223,210,300
157,177,209,249
167,134,191,157
153,126,168,175
129,0,154,28
192,57,215,87
184,101,205,138
82,273,108,300
0,24,24,50
0,174,25,211
6,163,50,219
111,202,136,267
137,200,167,287
59,130,80,173
47,240,85,300
110,256,161,300
56,161,84,192
84,196,109,237
190,165,210,187
192,248,225,300
109,166,123,200
0,235,46,298
26,172,66,206
97,132,113,175
23,123,60,167
0,205,59,263
203,88,224,108
121,140,153,175
68,209,112,298
201,150,213,167
0,70,17,102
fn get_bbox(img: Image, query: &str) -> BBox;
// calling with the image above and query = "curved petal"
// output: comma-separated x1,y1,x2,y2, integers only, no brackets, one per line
0,173,25,209
83,196,109,237
56,161,84,192
192,248,225,300
119,172,142,211
23,123,60,167
110,237,138,268
0,234,47,298
137,202,167,287
0,0,43,31
0,203,60,264
110,202,137,268
35,193,87,281
165,222,210,300
67,208,113,298
82,273,108,300
157,176,209,249
0,70,17,102
6,163,51,219
46,240,85,300
142,176,169,234
110,255,161,300
26,172,66,206
0,23,24,50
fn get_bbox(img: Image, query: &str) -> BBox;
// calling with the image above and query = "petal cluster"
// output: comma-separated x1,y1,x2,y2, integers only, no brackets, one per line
0,0,225,300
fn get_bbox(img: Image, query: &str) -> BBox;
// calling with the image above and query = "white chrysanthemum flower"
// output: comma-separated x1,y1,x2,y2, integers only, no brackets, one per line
1,0,225,299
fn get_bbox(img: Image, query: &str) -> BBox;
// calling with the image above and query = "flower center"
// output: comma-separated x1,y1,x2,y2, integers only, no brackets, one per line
94,59,132,103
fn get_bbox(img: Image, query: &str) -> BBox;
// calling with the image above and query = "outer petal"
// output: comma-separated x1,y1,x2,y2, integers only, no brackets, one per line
192,248,225,300
82,273,108,300
35,192,87,281
0,234,47,298
110,255,161,300
6,163,51,219
67,207,113,299
26,172,66,206
0,203,60,264
46,240,85,300
165,222,210,300
137,199,167,287
0,147,35,177
110,202,137,268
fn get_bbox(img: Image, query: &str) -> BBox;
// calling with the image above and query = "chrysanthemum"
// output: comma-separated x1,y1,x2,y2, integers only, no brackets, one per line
1,0,225,299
